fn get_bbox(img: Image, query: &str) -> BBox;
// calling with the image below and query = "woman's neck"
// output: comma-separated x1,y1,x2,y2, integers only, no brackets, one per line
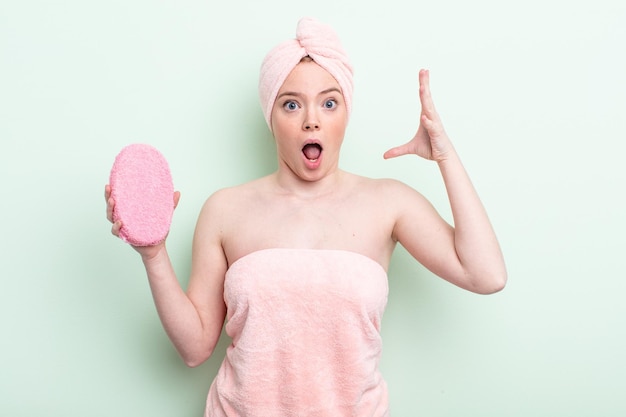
273,168,346,200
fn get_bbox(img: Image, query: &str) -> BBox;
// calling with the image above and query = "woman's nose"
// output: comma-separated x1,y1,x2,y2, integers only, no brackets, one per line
303,110,320,130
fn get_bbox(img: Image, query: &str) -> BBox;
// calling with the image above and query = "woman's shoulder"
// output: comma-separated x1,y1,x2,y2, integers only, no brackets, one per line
200,175,273,213
345,171,418,195
344,173,430,215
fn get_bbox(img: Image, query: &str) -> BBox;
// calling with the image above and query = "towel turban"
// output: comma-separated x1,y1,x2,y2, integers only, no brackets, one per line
258,17,354,129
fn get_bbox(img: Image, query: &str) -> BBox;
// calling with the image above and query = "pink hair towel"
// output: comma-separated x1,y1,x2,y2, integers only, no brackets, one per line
258,17,354,129
109,144,175,246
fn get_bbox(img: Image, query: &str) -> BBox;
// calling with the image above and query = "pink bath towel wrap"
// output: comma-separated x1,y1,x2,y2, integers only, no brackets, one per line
205,248,390,416
109,143,175,246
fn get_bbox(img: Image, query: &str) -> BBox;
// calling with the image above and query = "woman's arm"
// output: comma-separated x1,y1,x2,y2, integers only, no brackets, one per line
105,186,227,366
384,70,507,294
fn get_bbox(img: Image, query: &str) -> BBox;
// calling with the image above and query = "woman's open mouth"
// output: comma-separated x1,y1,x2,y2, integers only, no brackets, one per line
302,143,322,162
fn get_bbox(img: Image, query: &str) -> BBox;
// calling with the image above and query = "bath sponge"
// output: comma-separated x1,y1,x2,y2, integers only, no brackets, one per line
109,143,175,246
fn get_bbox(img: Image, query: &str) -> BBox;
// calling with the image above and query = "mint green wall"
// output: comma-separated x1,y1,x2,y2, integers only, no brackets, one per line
2,0,625,415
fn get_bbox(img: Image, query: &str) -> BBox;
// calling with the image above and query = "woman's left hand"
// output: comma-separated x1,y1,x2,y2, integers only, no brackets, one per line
383,69,453,162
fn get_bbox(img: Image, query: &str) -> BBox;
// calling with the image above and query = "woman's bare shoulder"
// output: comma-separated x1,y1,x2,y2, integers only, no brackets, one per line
347,174,435,222
197,175,273,222
347,172,421,197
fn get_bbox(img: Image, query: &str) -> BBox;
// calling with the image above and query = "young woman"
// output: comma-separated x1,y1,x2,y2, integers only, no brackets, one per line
105,17,506,417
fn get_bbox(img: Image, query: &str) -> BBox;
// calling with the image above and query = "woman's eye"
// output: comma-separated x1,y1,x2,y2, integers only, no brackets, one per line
324,99,337,109
284,101,299,111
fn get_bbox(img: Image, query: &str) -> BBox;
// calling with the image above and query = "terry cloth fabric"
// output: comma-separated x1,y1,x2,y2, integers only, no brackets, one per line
205,248,390,417
258,17,354,129
109,143,174,246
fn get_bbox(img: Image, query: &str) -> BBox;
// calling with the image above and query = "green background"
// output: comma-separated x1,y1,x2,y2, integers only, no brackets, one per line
2,0,624,415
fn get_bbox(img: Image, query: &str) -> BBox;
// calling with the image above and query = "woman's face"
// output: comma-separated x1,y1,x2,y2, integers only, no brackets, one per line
270,60,348,183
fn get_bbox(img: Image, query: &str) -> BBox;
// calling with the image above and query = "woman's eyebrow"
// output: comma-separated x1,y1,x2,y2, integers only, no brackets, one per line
319,87,341,96
276,91,300,100
276,87,341,101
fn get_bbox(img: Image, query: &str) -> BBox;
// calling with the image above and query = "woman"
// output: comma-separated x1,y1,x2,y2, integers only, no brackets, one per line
105,17,506,417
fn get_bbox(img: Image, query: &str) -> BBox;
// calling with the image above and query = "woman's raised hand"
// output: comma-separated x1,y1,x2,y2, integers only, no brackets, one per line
383,69,453,162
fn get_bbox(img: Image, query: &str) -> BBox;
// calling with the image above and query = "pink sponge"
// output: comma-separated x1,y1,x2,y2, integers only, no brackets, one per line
109,144,175,246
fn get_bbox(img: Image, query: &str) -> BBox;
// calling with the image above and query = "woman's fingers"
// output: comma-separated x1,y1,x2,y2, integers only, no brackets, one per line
105,185,115,223
174,191,181,209
111,220,122,237
106,187,179,240
107,198,115,223
383,142,412,159
419,69,437,119
105,184,119,236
